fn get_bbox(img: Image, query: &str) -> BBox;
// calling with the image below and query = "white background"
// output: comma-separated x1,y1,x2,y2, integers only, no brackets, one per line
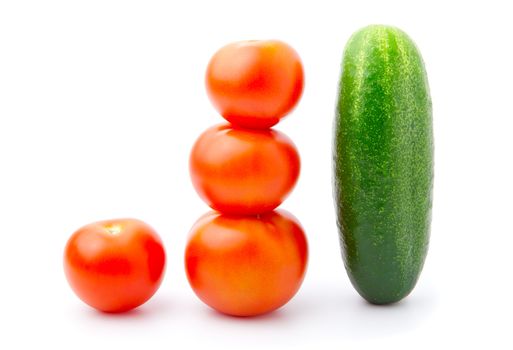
1,0,512,349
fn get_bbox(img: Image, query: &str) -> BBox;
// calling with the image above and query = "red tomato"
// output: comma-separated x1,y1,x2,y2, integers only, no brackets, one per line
189,124,300,215
206,40,304,129
185,210,308,316
63,218,166,313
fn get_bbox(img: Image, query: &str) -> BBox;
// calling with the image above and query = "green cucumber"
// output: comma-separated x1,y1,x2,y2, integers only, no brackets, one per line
333,25,433,304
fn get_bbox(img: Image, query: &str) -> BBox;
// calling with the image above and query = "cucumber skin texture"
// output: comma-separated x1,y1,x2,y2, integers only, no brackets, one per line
334,25,433,304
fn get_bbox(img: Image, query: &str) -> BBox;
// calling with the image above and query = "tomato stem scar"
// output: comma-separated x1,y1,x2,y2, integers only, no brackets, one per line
105,224,122,235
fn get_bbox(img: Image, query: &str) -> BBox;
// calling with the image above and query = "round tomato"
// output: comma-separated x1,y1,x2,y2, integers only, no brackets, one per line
206,40,304,129
185,210,308,316
189,124,300,215
63,218,166,313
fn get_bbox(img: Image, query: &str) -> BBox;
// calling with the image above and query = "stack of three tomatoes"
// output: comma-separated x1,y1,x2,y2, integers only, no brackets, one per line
186,39,308,317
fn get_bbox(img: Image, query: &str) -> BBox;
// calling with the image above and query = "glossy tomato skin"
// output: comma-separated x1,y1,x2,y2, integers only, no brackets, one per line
64,218,166,313
206,40,304,129
190,124,300,215
185,210,308,317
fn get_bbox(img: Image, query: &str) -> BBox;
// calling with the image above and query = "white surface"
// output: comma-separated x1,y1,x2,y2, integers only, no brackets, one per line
1,1,512,349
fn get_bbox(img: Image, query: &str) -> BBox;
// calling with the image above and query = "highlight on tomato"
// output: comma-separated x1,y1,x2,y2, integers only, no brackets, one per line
189,123,300,215
63,218,166,313
206,40,304,129
185,210,308,317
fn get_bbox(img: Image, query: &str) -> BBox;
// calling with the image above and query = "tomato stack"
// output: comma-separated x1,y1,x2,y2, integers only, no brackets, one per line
185,40,308,317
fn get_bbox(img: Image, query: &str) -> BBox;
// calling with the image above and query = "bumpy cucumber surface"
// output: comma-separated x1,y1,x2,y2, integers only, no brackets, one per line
334,25,433,304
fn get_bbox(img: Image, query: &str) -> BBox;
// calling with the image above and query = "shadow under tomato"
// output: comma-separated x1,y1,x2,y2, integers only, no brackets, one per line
203,305,291,325
82,295,174,321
